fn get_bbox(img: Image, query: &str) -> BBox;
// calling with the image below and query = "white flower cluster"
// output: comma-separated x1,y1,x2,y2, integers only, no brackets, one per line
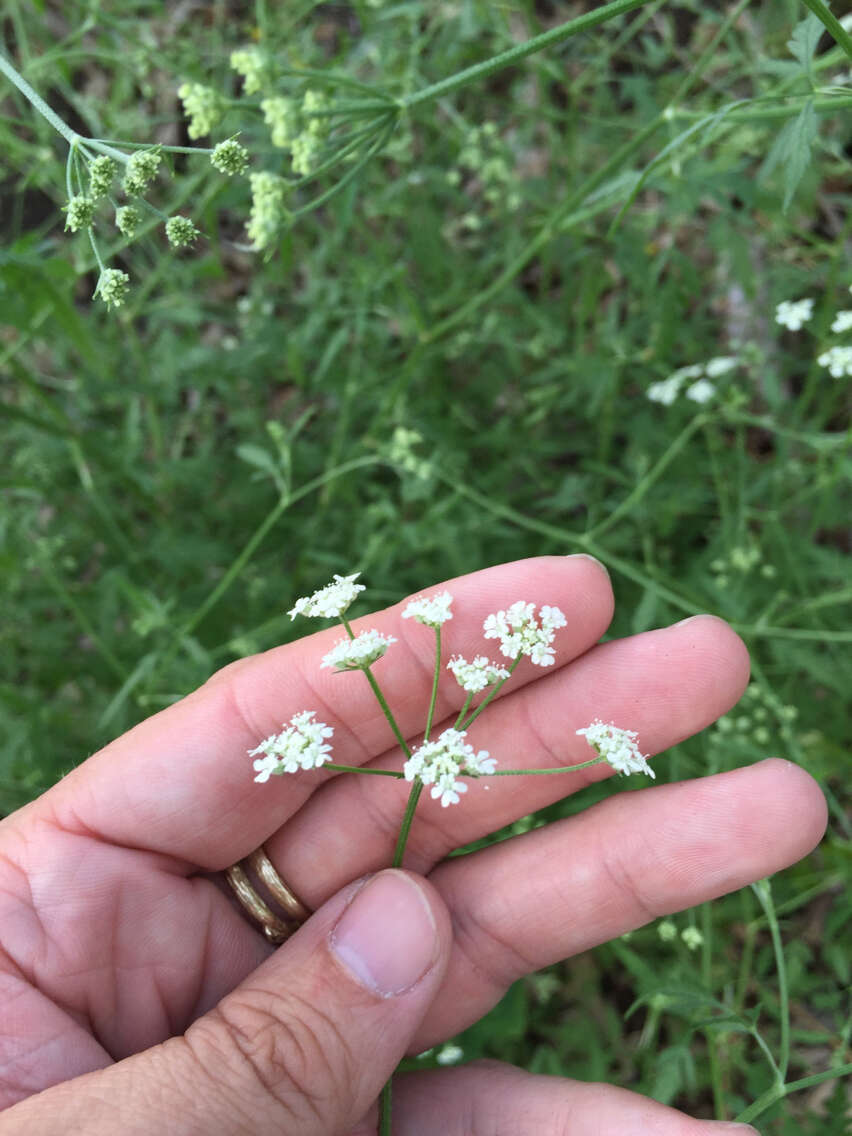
775,297,814,331
576,719,655,778
402,591,454,628
288,572,365,620
447,654,510,694
250,710,334,782
646,357,738,407
831,310,852,334
817,344,852,378
404,727,496,807
321,629,396,671
483,601,566,666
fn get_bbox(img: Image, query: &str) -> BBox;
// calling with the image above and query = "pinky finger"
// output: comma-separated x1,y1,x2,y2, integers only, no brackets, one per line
390,1061,759,1135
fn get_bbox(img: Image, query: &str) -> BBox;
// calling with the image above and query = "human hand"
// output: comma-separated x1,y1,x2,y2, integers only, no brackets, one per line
0,556,826,1134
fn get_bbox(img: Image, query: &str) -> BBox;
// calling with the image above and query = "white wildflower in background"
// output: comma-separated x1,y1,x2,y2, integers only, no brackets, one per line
177,81,224,139
230,47,267,94
402,591,454,627
436,1044,464,1066
681,926,704,951
249,710,333,782
483,601,566,666
646,376,683,405
705,356,739,378
404,727,496,807
246,171,288,250
321,629,396,671
447,654,510,694
817,345,852,378
685,378,716,404
261,95,300,149
657,919,677,942
829,310,852,334
775,297,814,331
288,572,365,620
576,719,655,778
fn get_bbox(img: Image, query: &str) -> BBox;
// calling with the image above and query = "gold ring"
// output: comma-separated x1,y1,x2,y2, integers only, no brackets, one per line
225,846,311,944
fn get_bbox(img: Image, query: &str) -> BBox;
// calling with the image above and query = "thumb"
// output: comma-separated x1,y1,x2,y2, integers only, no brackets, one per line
1,870,451,1136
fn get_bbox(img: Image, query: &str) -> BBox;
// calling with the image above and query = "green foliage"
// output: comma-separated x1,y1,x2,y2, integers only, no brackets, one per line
0,0,850,1129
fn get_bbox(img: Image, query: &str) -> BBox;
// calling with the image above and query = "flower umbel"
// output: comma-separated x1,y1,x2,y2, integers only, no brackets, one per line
775,297,813,331
177,81,224,140
576,719,655,778
321,629,396,671
211,137,250,176
88,155,116,199
165,215,200,248
483,601,567,666
288,572,366,620
63,195,96,232
123,147,162,195
404,727,496,807
402,591,454,628
115,206,142,238
246,171,288,251
94,268,130,309
249,710,334,782
447,654,510,694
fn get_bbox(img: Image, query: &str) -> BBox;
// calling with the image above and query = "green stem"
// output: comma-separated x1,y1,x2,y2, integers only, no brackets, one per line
491,756,605,776
423,627,441,740
460,656,521,730
379,1079,392,1136
799,0,852,59
323,763,404,778
402,0,652,109
751,879,790,1081
392,779,424,867
453,692,474,730
0,47,80,144
734,1062,852,1125
336,621,412,760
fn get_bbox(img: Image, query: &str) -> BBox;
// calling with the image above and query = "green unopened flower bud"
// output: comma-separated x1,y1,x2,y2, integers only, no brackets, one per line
657,919,677,942
291,131,321,176
177,81,224,140
115,205,142,237
165,215,200,248
230,48,267,94
210,137,249,175
63,194,96,232
123,148,162,195
95,268,130,309
246,171,287,251
681,926,703,951
261,96,299,148
88,155,116,199
302,89,330,138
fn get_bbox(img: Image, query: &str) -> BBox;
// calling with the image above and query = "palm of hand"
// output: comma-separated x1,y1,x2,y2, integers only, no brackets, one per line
0,559,826,1122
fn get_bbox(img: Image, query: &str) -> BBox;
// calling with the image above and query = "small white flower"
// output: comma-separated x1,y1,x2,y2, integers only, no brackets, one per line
817,345,852,378
436,1044,464,1065
669,364,705,383
321,629,396,671
447,654,510,694
775,298,814,331
705,356,739,378
576,719,655,778
402,591,454,627
685,378,716,403
403,727,494,807
657,919,677,942
646,376,682,405
830,310,852,334
483,600,566,667
289,573,365,620
681,926,704,951
249,710,333,781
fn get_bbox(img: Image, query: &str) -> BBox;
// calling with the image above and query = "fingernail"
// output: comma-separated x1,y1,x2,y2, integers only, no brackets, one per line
706,1125,760,1134
673,613,714,627
330,870,437,997
567,552,609,580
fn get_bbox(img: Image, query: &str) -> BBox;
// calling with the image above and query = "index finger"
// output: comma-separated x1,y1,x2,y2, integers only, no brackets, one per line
42,556,613,868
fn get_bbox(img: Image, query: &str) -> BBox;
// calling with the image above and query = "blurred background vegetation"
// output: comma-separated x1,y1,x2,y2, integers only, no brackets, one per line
1,0,850,1129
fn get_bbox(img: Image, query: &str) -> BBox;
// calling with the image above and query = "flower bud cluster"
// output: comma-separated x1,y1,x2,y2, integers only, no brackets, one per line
230,47,267,94
211,137,250,176
177,82,224,139
165,215,200,248
123,148,162,195
95,268,130,309
88,155,116,199
63,195,96,232
246,171,288,250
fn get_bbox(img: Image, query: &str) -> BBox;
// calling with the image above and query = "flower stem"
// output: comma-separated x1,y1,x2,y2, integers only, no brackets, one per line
0,48,80,145
323,763,404,778
491,756,605,776
392,779,423,868
341,618,412,759
751,878,790,1081
459,656,521,730
401,0,652,109
423,627,441,740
